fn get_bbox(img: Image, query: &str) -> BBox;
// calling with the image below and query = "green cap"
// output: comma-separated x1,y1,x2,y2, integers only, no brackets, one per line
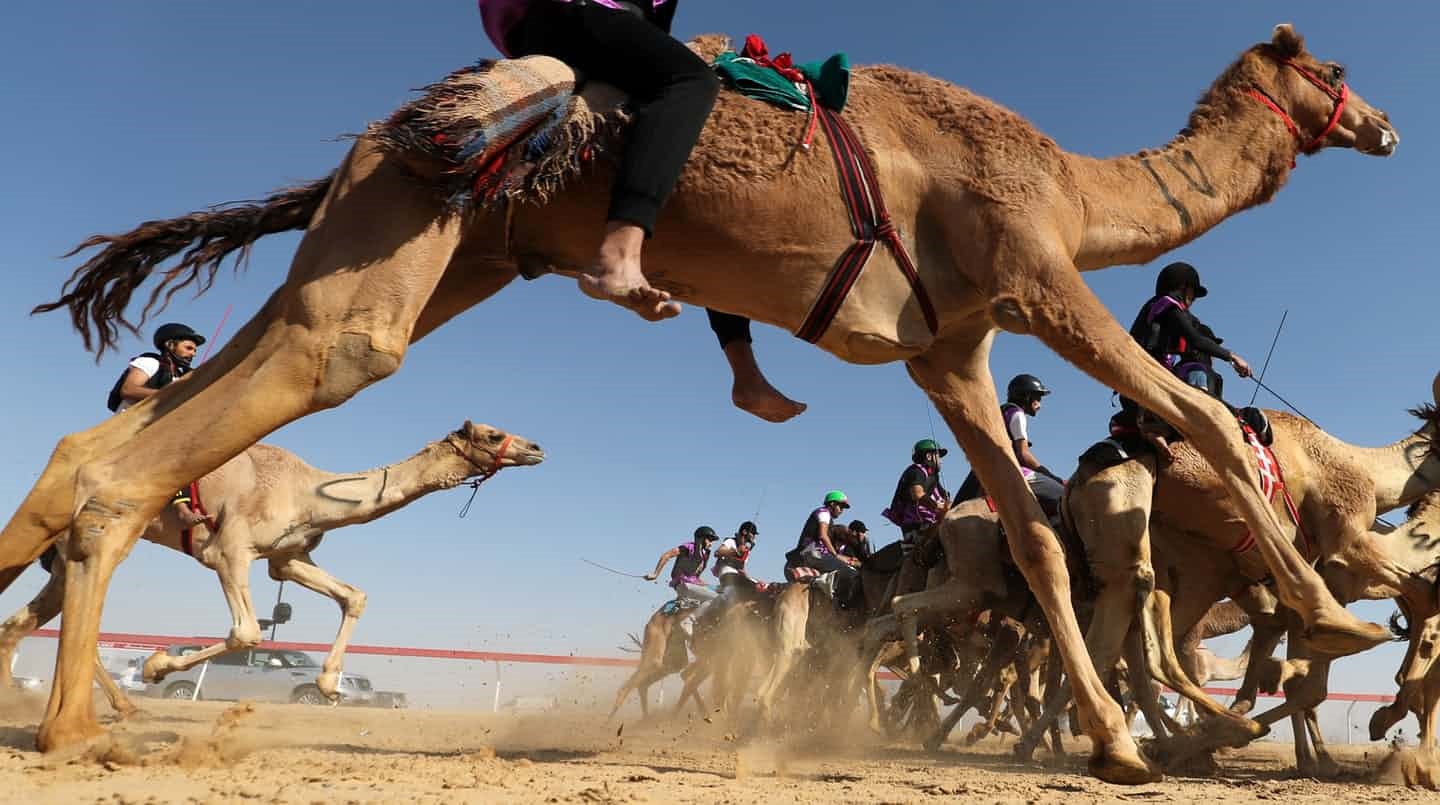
913,439,949,457
823,490,850,508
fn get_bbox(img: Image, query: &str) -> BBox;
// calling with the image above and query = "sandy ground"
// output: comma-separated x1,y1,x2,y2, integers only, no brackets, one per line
0,691,1431,804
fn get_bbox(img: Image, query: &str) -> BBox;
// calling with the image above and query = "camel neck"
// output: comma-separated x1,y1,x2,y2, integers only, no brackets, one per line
1348,428,1439,513
301,442,476,530
1069,90,1299,270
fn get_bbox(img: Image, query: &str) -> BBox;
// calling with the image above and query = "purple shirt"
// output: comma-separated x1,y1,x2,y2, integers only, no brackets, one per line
479,0,671,58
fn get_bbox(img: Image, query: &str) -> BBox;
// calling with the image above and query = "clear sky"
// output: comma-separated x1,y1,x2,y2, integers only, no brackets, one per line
0,2,1435,704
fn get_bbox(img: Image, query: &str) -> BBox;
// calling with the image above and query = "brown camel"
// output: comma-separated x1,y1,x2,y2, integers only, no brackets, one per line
0,28,1397,781
609,606,697,719
0,421,541,712
1051,386,1440,775
1057,379,1440,736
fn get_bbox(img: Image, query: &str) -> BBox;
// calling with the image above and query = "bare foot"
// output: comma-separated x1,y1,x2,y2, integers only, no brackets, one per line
578,273,681,321
580,222,681,322
732,379,807,423
1142,432,1175,462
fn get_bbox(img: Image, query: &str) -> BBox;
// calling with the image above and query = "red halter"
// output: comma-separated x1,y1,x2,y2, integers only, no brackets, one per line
1244,57,1350,165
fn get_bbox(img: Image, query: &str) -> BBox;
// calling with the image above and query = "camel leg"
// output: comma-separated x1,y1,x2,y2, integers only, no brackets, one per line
35,138,467,752
1141,590,1264,742
0,562,64,689
266,553,365,698
674,657,711,717
756,585,809,724
997,259,1385,657
926,616,1023,751
906,328,1153,783
893,578,987,673
143,546,261,684
966,668,1017,746
865,640,903,734
92,650,138,719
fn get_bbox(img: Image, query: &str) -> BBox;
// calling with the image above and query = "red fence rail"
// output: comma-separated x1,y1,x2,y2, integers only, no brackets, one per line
30,628,1394,703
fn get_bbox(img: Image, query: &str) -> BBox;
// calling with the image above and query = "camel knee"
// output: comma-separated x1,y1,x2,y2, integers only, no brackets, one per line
341,588,367,618
312,331,404,409
988,295,1033,335
227,623,263,649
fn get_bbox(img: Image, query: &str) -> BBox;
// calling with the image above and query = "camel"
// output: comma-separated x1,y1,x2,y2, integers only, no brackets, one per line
0,27,1397,781
0,420,541,712
609,605,699,719
1044,385,1440,770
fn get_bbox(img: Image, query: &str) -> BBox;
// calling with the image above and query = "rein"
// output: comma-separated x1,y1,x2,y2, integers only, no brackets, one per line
1244,56,1349,167
453,434,514,518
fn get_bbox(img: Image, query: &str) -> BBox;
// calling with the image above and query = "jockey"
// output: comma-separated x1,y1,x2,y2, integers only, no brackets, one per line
478,0,719,322
644,525,720,638
955,376,1064,518
883,439,951,543
105,322,210,530
786,491,857,577
692,520,761,632
1117,261,1264,458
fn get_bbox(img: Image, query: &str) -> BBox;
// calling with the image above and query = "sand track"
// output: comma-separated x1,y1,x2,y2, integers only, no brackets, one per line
0,695,1427,803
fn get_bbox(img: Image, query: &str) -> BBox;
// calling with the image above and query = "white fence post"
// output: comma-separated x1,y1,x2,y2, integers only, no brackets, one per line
1346,701,1359,744
492,661,502,713
192,660,210,701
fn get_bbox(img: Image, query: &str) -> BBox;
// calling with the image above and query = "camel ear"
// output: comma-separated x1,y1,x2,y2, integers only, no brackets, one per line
462,420,477,438
1271,24,1305,58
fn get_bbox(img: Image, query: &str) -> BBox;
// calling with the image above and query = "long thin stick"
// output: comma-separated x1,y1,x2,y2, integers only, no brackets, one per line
1249,310,1288,406
581,557,648,579
198,304,233,365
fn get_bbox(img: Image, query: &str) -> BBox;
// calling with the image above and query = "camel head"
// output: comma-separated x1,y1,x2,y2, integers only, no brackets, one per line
446,421,545,475
1239,24,1398,157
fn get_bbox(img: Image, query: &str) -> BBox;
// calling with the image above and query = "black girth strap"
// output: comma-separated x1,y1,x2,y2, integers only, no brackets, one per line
796,107,939,344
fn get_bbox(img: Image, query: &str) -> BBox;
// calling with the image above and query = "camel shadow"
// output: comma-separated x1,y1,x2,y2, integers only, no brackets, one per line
0,726,35,750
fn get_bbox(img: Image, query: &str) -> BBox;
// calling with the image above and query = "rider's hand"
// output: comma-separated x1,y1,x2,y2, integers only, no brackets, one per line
643,573,658,582
1231,354,1252,378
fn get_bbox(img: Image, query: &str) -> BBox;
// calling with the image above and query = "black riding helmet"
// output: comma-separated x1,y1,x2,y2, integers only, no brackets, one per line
1155,261,1208,299
152,322,206,352
1006,374,1051,404
694,525,718,544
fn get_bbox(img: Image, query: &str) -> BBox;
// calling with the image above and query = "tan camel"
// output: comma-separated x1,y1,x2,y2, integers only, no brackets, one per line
0,421,541,712
0,28,1397,780
1373,604,1440,789
609,606,696,719
1058,379,1440,738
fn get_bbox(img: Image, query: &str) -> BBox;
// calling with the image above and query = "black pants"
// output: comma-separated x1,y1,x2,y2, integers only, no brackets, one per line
707,310,752,348
513,0,719,235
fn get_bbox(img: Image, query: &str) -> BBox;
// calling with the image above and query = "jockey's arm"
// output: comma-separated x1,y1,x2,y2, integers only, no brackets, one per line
118,367,160,404
644,547,680,581
1013,438,1061,481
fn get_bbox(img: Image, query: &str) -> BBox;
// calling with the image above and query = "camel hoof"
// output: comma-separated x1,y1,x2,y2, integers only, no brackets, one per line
1369,705,1404,742
1377,747,1440,789
141,652,170,684
1304,617,1391,657
317,671,341,699
36,716,106,754
1013,741,1039,763
112,704,141,722
1089,743,1161,785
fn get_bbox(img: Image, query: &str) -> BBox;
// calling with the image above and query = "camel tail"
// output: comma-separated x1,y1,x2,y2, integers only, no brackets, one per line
33,173,335,358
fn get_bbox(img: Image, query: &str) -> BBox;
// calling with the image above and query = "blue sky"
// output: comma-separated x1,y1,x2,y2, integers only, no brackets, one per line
0,2,1435,704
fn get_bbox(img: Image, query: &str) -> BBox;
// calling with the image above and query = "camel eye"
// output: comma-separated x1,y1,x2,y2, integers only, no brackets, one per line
1329,64,1346,85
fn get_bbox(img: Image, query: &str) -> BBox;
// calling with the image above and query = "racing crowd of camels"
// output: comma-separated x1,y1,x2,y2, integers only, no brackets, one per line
1,21,1436,790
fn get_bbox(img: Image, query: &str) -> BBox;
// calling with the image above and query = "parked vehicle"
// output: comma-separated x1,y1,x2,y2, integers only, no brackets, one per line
143,645,376,706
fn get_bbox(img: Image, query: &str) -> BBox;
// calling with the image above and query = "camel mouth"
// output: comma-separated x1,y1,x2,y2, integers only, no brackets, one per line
1356,122,1399,157
505,447,546,467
